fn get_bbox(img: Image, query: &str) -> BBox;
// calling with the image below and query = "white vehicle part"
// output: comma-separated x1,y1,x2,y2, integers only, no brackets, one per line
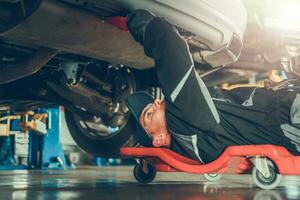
195,33,243,67
118,0,247,66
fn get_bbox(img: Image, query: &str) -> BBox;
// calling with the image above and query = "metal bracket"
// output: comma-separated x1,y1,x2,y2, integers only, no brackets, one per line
0,111,48,136
251,157,271,178
0,115,21,136
135,158,149,174
62,62,87,85
19,111,48,135
270,78,299,91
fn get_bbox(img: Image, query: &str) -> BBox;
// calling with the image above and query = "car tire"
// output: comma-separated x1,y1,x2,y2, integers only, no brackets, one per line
65,110,137,157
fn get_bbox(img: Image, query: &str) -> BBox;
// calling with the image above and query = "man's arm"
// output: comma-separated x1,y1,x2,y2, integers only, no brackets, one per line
128,10,220,131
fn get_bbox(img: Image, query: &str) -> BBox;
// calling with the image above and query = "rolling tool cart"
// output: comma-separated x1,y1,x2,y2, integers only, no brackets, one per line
120,145,300,189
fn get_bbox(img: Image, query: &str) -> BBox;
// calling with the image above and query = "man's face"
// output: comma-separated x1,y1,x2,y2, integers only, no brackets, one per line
139,99,171,147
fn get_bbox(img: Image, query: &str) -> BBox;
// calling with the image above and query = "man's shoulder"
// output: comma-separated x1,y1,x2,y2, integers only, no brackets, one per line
165,109,196,136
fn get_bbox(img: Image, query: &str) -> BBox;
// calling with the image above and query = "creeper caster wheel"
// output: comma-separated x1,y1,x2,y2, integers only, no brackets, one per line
133,160,156,183
252,158,282,190
204,173,222,182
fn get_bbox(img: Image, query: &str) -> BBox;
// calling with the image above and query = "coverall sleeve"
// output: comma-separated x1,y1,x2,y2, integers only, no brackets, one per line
128,11,220,131
144,18,220,130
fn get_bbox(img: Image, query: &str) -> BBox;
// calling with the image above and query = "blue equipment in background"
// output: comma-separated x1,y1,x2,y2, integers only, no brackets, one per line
0,107,67,170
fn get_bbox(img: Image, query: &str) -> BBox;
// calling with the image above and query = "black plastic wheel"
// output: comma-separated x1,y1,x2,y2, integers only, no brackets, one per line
133,163,157,183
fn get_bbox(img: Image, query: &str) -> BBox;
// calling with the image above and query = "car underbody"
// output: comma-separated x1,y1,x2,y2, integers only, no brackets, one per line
0,0,299,157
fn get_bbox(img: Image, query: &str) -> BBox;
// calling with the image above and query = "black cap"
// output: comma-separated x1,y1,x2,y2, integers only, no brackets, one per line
125,91,154,147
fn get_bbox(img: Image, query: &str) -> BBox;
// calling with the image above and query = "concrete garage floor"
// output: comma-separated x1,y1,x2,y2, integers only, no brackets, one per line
0,166,300,200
